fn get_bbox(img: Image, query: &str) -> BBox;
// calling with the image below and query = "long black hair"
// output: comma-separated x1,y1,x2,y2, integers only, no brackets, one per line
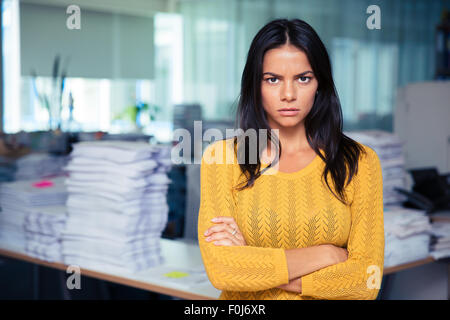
233,18,365,205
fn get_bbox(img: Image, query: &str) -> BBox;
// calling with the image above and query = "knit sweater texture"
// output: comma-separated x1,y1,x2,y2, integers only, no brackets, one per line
198,139,384,300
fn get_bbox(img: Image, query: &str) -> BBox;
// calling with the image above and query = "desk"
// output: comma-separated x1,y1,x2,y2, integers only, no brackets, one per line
0,238,442,300
430,210,450,223
0,239,221,300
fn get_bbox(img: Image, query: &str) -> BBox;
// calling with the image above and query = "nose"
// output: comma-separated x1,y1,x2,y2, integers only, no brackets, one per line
281,81,297,102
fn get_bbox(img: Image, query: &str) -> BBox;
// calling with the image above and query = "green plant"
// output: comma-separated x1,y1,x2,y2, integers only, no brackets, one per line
114,102,160,129
31,54,70,130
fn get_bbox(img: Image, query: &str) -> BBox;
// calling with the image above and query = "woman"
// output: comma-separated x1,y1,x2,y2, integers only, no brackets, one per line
198,18,384,300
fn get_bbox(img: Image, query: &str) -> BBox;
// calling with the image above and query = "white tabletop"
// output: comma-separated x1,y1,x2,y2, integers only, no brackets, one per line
0,238,221,300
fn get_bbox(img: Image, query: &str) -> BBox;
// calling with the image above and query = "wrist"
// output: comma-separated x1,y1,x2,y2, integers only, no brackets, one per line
319,244,339,266
285,245,332,280
315,244,336,269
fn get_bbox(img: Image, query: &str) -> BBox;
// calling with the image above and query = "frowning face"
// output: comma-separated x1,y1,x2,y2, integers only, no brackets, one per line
261,44,319,130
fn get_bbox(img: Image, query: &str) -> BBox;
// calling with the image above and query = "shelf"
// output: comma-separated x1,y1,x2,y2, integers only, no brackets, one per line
384,256,436,275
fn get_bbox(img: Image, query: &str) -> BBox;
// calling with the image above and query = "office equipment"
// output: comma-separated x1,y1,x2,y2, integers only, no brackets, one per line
173,104,203,162
182,120,235,241
394,167,450,213
165,165,186,239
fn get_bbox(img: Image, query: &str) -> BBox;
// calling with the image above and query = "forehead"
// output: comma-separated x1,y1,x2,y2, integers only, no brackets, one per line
262,45,312,73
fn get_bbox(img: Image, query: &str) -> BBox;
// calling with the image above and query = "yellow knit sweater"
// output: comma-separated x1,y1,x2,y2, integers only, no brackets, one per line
198,138,384,300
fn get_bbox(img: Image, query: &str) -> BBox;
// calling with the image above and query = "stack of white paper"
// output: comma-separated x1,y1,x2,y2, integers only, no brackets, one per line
383,205,431,267
14,153,68,181
346,130,408,205
23,205,68,262
429,222,450,260
0,177,68,257
62,141,172,274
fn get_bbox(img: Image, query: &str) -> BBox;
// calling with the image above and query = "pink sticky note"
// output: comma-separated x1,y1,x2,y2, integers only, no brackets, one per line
32,180,54,188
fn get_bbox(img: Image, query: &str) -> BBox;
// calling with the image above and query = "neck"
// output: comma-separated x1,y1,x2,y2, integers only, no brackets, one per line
268,121,310,154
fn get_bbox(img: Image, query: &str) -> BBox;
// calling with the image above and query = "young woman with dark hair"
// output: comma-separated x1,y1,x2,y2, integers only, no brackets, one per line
198,19,384,300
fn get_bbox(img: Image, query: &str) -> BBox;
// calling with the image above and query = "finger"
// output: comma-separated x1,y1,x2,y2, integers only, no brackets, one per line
206,223,245,244
206,231,241,246
211,216,236,225
204,223,235,236
213,239,234,246
206,227,246,246
210,218,240,236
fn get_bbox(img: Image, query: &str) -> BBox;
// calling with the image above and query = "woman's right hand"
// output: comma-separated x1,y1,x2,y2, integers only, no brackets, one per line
322,244,349,265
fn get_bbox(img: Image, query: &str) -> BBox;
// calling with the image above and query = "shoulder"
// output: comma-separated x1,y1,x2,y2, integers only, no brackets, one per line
354,142,382,179
357,143,381,166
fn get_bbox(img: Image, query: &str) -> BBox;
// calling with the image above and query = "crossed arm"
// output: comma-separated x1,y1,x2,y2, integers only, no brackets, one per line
202,216,348,293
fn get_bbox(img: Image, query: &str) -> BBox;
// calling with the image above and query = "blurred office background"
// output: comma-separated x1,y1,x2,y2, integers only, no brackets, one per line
1,0,450,300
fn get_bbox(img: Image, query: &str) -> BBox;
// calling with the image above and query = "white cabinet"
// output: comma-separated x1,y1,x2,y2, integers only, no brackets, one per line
394,81,450,174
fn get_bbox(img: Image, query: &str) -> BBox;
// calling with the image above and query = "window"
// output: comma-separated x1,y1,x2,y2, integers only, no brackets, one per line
332,38,398,132
1,2,182,143
2,0,21,133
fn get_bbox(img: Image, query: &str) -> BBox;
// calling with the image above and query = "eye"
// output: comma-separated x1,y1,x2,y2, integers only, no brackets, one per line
298,76,311,83
266,77,279,84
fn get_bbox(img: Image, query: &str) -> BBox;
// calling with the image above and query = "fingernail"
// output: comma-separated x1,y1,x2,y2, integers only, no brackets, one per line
211,218,219,222
204,230,209,236
206,237,211,241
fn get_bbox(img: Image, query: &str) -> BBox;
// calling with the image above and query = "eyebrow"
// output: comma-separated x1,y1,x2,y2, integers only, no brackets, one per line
263,71,314,78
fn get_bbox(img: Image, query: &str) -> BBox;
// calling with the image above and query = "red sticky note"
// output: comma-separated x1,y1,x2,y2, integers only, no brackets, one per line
32,180,54,188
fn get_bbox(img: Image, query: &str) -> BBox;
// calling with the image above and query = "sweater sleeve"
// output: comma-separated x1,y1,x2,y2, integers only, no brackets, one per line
299,145,385,300
198,140,290,292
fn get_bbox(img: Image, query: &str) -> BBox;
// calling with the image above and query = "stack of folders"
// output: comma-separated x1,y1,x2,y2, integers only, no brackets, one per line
0,177,68,260
15,153,68,181
383,205,432,267
345,130,407,206
429,222,450,260
62,141,172,275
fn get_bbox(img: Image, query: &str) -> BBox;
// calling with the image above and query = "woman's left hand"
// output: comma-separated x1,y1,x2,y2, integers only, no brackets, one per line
203,216,247,246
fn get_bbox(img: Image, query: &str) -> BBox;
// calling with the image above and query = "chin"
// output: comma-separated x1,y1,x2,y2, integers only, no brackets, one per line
275,117,304,128
266,112,306,129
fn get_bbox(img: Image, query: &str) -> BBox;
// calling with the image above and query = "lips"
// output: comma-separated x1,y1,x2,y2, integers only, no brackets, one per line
278,108,300,116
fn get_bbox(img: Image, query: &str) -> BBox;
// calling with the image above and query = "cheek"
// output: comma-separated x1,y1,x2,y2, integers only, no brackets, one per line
261,86,278,111
299,87,318,108
303,91,316,106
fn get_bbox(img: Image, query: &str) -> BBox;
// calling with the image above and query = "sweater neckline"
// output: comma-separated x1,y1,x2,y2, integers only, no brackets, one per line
260,149,324,179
